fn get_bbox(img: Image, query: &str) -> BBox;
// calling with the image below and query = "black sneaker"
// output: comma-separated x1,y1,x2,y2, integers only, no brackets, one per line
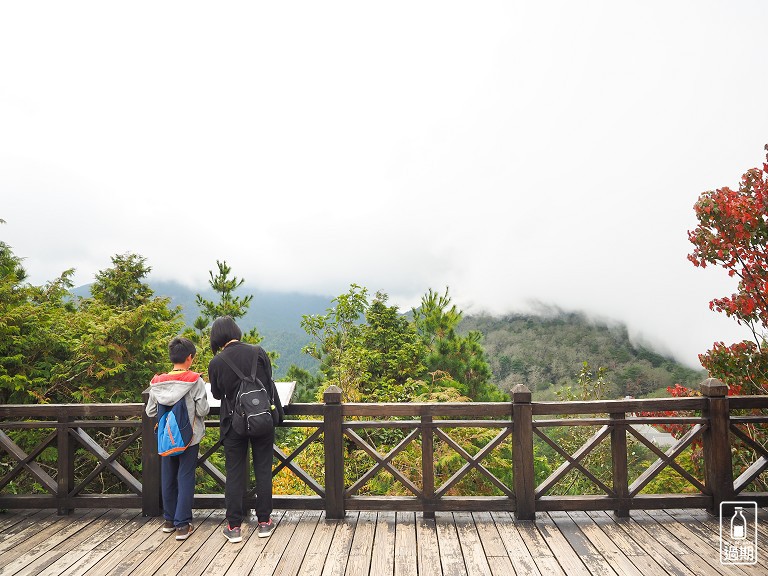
162,520,175,533
257,518,275,538
175,523,194,541
223,524,242,543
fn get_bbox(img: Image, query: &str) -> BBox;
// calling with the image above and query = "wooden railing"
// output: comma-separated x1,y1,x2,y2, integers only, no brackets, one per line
0,379,766,520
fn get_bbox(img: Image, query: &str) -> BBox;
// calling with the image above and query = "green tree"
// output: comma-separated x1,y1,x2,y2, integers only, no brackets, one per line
51,254,184,402
301,284,368,398
301,285,501,402
345,292,426,403
413,288,500,401
90,253,153,308
285,364,323,403
194,260,254,324
0,242,76,403
0,247,183,403
188,260,270,376
301,286,426,402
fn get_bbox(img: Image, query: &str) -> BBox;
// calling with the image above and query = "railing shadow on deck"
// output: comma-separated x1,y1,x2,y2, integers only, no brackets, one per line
0,378,766,521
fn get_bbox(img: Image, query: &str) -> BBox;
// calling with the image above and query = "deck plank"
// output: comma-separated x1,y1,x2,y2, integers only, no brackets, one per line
343,511,376,576
3,507,766,575
434,512,467,576
595,510,696,576
549,512,624,576
667,508,768,573
31,509,142,576
297,513,342,576
472,512,515,576
471,511,507,558
320,511,359,576
252,509,305,575
582,511,648,557
178,513,229,576
515,514,567,576
127,509,216,576
566,511,664,576
223,510,286,576
534,513,594,575
640,510,753,576
147,510,227,576
370,511,396,576
453,512,493,576
0,509,46,534
488,512,541,576
394,511,418,576
0,510,77,555
200,512,258,576
65,514,161,576
272,510,323,576
101,517,177,576
416,514,442,576
0,509,104,576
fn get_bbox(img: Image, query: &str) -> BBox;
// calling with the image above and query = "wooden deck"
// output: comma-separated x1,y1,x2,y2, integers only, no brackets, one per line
1,508,767,576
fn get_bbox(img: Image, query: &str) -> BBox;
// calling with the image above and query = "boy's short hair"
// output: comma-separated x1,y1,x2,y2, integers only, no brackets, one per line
169,337,196,364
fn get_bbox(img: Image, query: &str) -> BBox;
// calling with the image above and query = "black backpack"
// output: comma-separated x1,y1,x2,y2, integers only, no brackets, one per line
221,350,275,437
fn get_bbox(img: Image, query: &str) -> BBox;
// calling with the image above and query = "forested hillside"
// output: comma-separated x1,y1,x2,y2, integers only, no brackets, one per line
72,280,705,395
73,280,324,377
153,281,326,376
461,311,705,399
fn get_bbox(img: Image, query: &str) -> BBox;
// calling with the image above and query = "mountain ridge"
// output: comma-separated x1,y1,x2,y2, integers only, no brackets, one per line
72,281,704,392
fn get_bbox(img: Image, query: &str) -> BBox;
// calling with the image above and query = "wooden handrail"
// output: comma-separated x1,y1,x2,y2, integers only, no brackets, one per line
0,379,766,520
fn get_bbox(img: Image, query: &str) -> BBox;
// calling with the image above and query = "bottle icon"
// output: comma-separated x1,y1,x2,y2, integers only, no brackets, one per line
731,507,747,540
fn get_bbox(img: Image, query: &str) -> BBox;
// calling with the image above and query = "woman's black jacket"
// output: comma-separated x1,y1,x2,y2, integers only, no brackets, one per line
208,341,284,437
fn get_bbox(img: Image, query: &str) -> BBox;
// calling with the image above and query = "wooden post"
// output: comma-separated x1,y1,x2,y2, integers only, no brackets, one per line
56,409,75,515
512,385,535,520
421,415,435,520
324,385,345,519
610,412,629,517
701,378,734,514
141,389,161,517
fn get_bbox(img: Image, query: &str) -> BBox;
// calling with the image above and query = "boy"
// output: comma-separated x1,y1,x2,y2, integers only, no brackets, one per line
146,337,210,540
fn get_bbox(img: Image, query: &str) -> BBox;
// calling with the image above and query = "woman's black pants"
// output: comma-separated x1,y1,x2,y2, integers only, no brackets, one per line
222,427,274,526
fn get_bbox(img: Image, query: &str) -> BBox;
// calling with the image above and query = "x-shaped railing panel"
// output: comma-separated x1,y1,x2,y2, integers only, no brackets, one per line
0,429,58,494
534,425,614,498
197,437,226,489
343,427,422,497
69,428,142,496
433,427,513,498
270,428,325,497
627,423,707,497
730,422,768,494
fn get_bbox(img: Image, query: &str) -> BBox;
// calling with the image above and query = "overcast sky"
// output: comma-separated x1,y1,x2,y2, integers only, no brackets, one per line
2,2,767,369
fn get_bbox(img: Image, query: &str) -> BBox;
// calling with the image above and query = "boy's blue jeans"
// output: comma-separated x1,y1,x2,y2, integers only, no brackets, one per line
161,443,199,527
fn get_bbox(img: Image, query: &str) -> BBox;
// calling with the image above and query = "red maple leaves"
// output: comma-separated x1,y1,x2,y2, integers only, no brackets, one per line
688,145,768,394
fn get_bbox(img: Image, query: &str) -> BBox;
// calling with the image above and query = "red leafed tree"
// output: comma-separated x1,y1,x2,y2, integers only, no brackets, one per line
688,144,768,395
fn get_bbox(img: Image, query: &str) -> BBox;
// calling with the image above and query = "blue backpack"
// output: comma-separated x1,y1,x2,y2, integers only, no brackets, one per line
156,399,194,456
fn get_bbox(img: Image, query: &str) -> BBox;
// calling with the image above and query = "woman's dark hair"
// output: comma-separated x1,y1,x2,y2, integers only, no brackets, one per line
210,316,242,354
169,336,196,364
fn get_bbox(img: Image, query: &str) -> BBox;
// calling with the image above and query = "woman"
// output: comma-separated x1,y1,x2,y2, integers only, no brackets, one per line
208,316,283,542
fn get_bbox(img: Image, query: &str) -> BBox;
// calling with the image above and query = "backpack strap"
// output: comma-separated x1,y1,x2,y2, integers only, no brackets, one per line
219,348,261,414
220,352,258,382
224,347,277,403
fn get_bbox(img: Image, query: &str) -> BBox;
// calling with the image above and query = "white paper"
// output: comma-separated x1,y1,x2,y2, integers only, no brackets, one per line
275,381,296,407
205,380,296,408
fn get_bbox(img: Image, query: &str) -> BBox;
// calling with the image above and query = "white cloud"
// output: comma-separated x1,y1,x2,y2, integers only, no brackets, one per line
1,1,766,369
